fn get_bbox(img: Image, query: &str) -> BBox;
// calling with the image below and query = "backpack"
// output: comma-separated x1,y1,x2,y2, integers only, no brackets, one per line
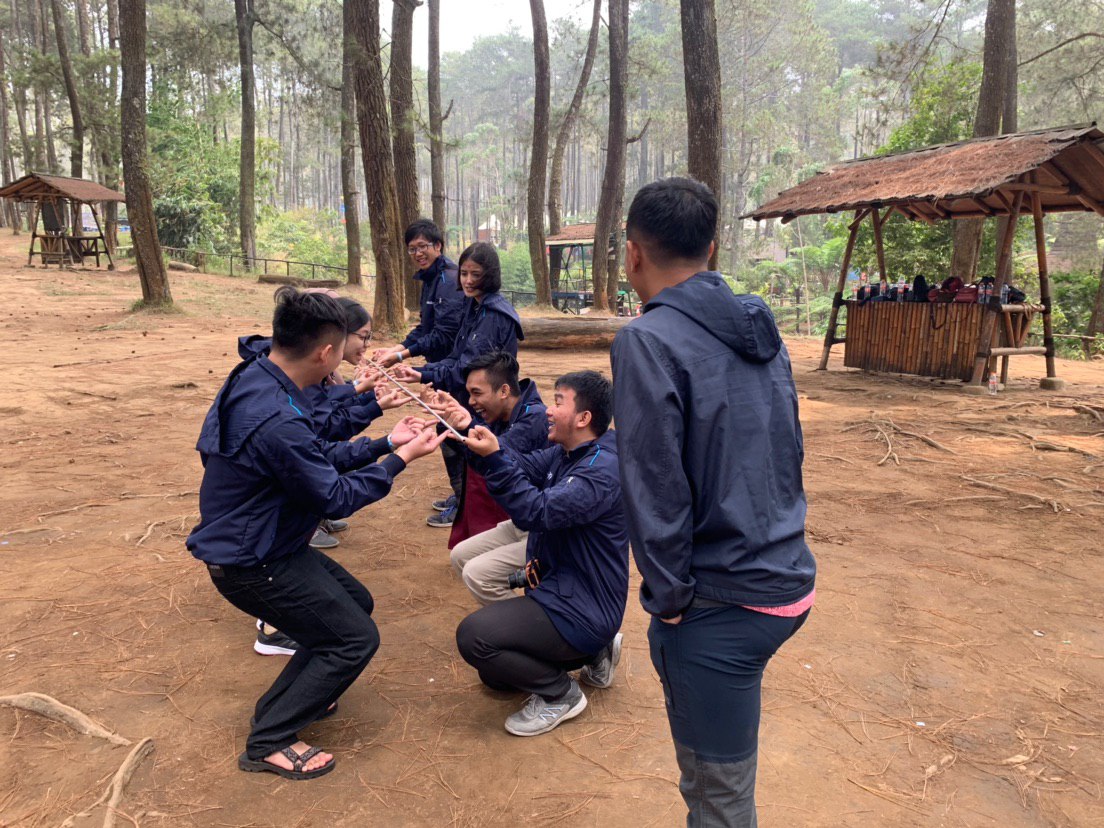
911,274,929,302
928,276,962,303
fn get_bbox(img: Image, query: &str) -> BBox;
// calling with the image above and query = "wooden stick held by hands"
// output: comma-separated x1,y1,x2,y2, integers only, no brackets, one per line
364,357,467,440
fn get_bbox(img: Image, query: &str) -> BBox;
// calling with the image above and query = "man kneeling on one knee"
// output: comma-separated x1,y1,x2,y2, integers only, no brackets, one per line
455,371,628,736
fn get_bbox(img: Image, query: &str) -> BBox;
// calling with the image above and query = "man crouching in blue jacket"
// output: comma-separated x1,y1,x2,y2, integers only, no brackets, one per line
611,179,816,826
455,371,628,736
187,288,447,780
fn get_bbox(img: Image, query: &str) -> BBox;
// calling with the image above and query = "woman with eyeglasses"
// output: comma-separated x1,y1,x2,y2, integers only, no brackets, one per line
390,242,525,528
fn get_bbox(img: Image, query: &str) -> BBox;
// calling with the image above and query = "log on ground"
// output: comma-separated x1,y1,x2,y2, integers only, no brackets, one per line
257,274,343,288
519,316,632,350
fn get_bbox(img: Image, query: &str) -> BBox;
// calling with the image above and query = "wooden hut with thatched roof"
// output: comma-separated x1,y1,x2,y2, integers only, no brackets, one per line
743,124,1104,389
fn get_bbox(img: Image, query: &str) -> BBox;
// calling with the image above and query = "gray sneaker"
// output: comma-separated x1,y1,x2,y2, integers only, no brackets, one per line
504,680,587,737
579,632,623,689
309,528,340,549
321,518,349,533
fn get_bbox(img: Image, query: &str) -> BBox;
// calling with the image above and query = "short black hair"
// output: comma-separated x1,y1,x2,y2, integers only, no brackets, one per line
336,296,371,334
404,218,444,250
458,242,502,294
271,286,347,358
626,177,717,263
463,351,520,395
555,370,613,436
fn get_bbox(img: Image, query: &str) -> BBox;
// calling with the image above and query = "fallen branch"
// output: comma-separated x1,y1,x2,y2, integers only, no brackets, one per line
59,738,155,828
0,692,130,745
960,475,1061,513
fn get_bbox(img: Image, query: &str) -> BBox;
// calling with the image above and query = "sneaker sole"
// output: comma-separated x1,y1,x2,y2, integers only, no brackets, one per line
309,540,340,549
431,502,452,513
254,640,298,657
505,693,588,737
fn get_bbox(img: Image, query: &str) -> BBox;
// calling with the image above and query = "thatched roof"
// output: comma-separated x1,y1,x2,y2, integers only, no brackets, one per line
743,124,1104,223
0,172,125,203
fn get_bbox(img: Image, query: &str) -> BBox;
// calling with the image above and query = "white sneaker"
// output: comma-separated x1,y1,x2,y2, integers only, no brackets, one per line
504,680,587,737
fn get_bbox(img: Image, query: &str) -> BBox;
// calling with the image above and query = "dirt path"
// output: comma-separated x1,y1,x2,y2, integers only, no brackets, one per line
1,235,1102,827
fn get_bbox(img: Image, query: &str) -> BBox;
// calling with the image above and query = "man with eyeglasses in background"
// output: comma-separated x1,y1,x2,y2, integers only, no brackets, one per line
373,218,467,526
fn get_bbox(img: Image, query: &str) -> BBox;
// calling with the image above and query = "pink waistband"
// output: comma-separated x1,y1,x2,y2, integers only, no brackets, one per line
742,587,815,617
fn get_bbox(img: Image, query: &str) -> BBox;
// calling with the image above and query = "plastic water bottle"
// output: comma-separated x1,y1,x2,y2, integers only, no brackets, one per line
1000,283,1010,304
988,372,999,395
897,276,907,302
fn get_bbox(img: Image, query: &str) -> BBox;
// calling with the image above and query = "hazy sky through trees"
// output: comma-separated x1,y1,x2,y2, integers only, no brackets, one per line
406,0,590,68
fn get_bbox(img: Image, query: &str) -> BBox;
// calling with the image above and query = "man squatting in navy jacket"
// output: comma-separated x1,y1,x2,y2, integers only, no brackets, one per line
424,351,551,603
611,178,816,827
372,218,468,526
187,288,448,780
455,371,629,736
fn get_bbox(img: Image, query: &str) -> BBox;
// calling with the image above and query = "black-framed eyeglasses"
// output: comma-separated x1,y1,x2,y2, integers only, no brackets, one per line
350,331,372,344
407,242,432,256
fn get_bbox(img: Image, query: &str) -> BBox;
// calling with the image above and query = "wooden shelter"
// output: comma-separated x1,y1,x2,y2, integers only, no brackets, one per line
0,173,123,269
743,124,1104,388
546,222,639,315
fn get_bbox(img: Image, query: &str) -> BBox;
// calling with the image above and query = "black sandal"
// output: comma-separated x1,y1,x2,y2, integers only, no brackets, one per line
238,745,336,780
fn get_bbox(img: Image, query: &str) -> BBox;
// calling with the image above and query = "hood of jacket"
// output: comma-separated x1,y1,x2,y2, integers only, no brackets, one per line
480,292,525,341
237,334,272,361
197,357,305,459
645,272,780,363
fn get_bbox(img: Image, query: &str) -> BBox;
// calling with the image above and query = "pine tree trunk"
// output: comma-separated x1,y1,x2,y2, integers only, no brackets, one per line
1086,257,1104,357
548,0,601,289
428,0,447,233
950,0,1014,280
527,0,552,306
234,0,257,268
680,0,723,270
391,0,421,310
118,0,171,305
348,0,406,332
340,0,362,286
591,0,629,313
50,0,83,181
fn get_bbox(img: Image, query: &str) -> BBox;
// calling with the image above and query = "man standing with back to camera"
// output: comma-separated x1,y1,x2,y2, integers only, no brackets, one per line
611,178,816,826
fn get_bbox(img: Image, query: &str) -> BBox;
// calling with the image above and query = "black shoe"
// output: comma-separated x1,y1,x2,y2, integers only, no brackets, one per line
254,621,300,656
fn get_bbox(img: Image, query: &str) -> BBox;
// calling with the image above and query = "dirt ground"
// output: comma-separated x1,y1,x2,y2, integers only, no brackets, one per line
1,233,1102,827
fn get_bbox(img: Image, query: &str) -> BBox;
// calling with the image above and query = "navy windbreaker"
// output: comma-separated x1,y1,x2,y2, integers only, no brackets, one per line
477,430,628,655
237,335,381,441
416,292,524,405
186,355,407,567
610,272,816,619
402,255,465,362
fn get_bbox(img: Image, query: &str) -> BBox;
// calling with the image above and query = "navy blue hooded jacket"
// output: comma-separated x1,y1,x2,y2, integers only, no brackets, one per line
477,430,628,655
402,254,465,362
416,292,524,405
610,272,816,619
186,355,407,567
237,335,382,441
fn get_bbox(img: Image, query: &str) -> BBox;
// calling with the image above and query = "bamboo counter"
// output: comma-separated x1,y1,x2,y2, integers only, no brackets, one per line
842,301,1043,382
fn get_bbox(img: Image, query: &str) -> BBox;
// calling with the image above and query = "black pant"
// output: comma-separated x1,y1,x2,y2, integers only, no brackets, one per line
441,438,465,500
455,596,591,700
207,548,380,760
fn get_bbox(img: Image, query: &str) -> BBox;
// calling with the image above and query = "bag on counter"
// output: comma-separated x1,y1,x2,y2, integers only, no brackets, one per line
928,276,962,303
954,285,979,303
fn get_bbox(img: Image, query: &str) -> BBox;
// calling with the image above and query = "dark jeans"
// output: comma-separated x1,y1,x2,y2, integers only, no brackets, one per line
456,596,591,699
649,603,810,827
441,438,466,500
207,547,380,760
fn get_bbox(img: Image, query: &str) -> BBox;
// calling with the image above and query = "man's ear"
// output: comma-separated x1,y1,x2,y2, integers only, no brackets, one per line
625,239,641,274
576,408,592,430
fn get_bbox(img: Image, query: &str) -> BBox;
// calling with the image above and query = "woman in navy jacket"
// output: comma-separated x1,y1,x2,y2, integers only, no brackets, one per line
392,242,524,410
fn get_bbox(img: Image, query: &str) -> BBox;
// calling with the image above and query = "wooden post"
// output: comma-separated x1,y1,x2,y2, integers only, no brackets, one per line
816,209,864,371
1030,193,1063,388
89,203,115,270
871,207,887,282
26,201,40,265
970,190,1024,384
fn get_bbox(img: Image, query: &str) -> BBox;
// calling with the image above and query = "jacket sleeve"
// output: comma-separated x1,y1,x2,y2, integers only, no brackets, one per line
408,275,465,358
319,434,392,472
480,448,617,532
257,420,406,519
610,328,695,618
434,310,519,393
317,396,384,442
